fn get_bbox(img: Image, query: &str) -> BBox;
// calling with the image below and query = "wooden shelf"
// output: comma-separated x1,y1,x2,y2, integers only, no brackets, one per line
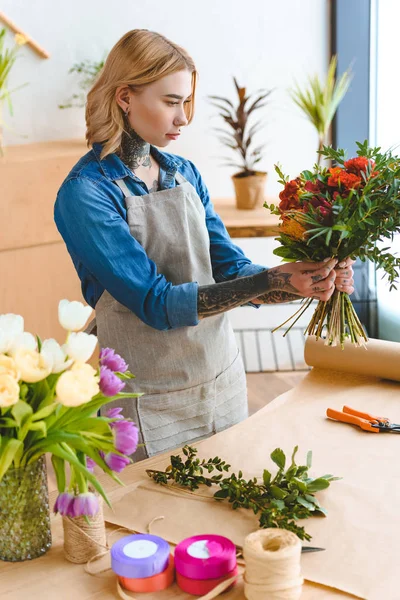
212,197,280,238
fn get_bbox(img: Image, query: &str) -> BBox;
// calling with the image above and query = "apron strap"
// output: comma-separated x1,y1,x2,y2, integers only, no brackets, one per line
175,171,187,185
115,172,187,199
115,179,131,198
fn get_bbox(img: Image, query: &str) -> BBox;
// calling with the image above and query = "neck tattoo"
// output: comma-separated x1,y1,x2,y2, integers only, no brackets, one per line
120,125,152,172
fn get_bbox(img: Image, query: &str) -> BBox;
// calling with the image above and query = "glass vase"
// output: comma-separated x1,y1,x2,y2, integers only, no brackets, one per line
0,455,52,561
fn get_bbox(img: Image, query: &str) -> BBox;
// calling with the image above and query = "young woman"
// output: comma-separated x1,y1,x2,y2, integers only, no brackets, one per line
54,30,354,461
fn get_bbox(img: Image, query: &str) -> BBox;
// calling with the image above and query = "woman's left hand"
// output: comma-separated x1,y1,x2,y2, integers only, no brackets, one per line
335,258,355,295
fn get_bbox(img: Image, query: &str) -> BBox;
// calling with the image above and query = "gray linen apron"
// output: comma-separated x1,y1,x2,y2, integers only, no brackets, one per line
95,172,248,461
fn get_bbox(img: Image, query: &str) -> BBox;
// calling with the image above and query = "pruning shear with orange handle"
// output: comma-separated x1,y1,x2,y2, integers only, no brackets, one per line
326,405,400,433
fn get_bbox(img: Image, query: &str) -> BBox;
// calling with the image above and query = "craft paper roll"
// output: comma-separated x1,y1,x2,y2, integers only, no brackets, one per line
305,337,400,382
111,534,170,579
174,534,236,580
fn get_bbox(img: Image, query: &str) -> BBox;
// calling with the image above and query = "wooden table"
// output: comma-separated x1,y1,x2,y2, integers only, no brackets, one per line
212,198,280,238
0,456,350,600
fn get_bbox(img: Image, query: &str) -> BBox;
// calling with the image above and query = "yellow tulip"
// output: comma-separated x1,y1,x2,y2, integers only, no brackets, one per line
13,348,51,383
56,362,99,407
0,354,20,380
0,373,20,407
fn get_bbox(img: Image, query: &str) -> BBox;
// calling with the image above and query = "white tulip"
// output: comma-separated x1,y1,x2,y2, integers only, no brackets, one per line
41,338,73,374
58,300,92,332
63,332,97,363
0,314,24,353
8,332,37,355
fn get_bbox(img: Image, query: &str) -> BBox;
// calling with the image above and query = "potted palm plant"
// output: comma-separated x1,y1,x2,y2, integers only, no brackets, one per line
209,78,273,209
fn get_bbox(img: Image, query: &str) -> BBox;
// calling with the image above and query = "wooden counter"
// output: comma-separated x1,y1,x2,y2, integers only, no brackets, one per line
212,197,280,238
0,140,87,340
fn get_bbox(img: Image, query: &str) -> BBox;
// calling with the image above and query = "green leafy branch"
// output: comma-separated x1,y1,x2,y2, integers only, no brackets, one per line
147,445,340,541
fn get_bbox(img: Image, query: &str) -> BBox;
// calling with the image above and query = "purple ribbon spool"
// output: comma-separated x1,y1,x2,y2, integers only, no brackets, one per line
111,534,170,579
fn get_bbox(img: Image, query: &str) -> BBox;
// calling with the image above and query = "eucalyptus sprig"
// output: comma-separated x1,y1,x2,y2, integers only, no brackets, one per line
147,445,340,541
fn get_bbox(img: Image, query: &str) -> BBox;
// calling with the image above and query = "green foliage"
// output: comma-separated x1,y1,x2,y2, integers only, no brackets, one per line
208,77,273,175
0,28,28,143
147,445,340,541
290,55,352,161
59,57,106,109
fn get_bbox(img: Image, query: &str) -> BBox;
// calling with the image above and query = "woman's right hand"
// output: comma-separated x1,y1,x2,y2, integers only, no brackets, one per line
267,258,338,301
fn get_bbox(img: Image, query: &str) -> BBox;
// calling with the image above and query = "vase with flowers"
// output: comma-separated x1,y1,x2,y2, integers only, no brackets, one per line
0,299,140,562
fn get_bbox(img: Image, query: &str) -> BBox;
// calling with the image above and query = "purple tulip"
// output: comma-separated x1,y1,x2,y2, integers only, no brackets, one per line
70,492,99,518
103,452,130,473
53,492,75,516
105,407,124,420
99,347,128,373
113,420,139,455
86,457,96,473
105,407,139,456
99,366,125,396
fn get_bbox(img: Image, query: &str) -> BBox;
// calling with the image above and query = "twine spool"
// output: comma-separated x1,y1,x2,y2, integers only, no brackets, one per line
63,496,107,564
243,529,303,600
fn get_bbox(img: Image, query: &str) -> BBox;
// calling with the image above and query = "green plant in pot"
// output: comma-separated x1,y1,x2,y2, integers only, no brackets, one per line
209,78,273,209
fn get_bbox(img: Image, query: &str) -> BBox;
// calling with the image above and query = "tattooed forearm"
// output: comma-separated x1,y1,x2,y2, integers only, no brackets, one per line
255,291,301,304
198,269,300,318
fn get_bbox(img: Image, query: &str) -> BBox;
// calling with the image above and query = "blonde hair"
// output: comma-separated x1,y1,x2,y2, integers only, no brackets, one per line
86,29,197,159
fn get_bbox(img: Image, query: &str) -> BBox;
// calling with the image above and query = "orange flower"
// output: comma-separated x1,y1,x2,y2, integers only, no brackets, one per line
280,213,308,241
327,168,361,190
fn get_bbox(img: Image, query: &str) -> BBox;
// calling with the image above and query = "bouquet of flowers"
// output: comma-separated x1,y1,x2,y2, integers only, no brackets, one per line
0,300,140,521
265,142,400,346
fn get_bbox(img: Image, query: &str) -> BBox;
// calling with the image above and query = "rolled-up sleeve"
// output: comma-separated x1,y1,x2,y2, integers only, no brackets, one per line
54,178,199,331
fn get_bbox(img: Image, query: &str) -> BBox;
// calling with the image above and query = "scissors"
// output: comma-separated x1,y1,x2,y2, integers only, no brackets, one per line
326,405,400,433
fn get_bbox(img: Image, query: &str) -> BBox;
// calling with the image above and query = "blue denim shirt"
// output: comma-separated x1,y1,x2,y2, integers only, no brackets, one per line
54,143,266,331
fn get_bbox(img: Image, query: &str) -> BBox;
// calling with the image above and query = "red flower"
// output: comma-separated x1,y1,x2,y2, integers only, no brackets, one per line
304,195,333,226
327,167,361,190
344,156,375,175
279,179,301,211
304,180,325,194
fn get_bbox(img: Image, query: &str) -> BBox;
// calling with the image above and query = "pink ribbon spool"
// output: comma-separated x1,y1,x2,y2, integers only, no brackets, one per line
176,566,238,596
175,535,237,582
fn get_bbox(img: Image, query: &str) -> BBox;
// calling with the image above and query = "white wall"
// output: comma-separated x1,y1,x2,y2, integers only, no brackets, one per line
1,0,329,198
374,1,400,341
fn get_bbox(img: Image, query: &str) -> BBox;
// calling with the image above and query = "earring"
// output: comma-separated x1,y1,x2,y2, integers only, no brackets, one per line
124,107,130,117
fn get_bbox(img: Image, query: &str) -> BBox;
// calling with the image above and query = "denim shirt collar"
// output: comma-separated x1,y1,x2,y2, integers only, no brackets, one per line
92,143,182,183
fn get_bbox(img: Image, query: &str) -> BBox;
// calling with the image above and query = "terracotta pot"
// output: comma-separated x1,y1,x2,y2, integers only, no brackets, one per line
232,171,267,210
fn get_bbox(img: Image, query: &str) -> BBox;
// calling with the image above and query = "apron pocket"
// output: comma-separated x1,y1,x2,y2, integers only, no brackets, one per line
138,378,216,456
214,350,248,432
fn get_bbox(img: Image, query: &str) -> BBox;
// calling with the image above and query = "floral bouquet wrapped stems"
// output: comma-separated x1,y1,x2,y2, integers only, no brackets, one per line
0,299,141,536
265,142,400,347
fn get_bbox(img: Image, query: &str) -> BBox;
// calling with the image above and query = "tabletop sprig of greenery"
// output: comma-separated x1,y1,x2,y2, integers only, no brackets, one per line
146,445,340,541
